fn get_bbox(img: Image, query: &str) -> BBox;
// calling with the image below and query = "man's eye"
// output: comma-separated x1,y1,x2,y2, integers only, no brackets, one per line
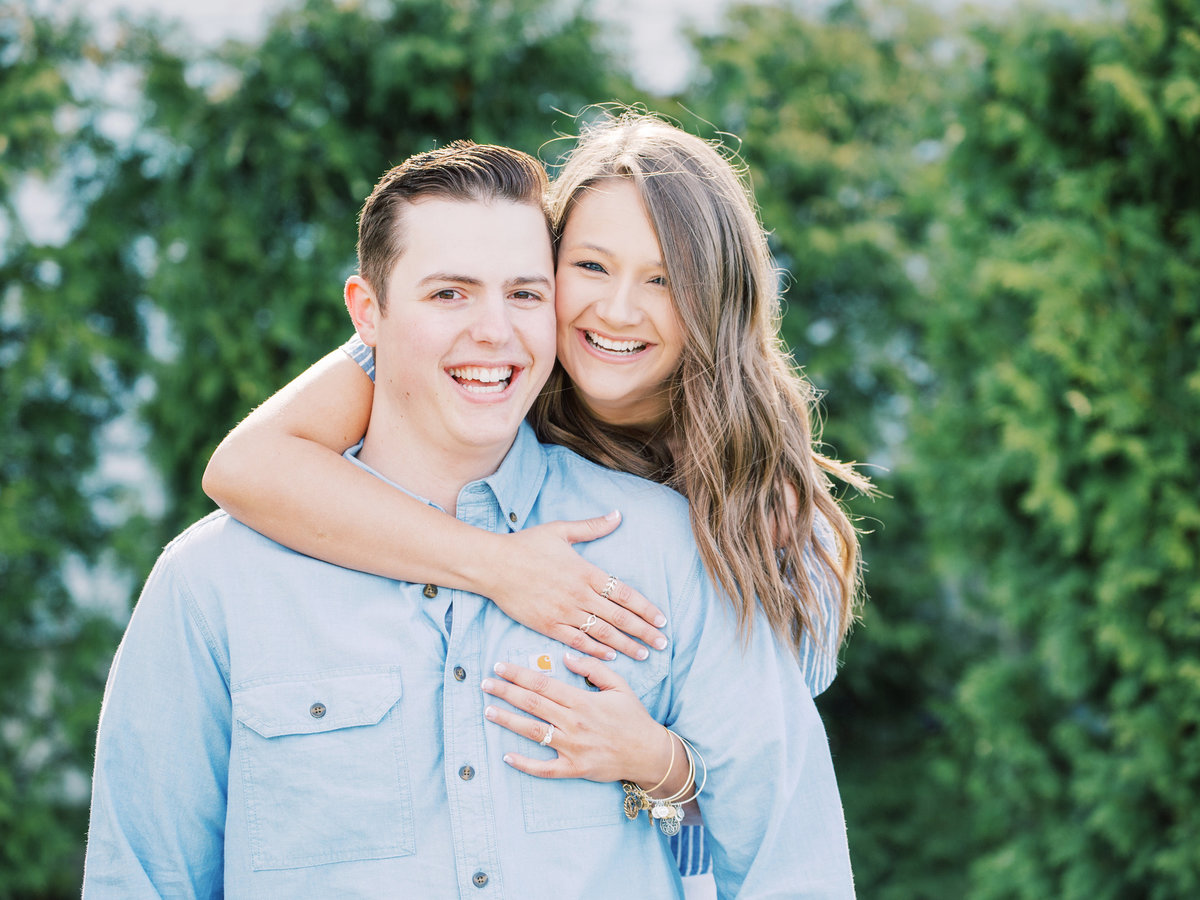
512,290,543,302
433,289,460,300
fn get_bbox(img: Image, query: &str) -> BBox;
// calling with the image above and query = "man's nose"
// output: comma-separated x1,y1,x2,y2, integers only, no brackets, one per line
471,293,516,344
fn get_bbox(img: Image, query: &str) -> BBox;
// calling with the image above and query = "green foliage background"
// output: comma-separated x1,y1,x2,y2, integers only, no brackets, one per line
2,0,1196,895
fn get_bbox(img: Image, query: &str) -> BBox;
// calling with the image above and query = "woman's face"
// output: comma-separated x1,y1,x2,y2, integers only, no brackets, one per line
554,178,684,428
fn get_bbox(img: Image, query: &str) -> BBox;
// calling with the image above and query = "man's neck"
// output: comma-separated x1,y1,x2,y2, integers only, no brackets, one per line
355,423,510,516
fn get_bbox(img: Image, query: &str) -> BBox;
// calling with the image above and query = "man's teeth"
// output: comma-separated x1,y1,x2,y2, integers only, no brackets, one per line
585,331,647,353
448,366,513,394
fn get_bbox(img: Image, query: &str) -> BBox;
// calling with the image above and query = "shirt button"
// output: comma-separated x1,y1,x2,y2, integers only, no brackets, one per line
423,584,438,598
309,703,326,718
459,765,475,781
508,511,517,523
472,871,488,888
453,666,467,682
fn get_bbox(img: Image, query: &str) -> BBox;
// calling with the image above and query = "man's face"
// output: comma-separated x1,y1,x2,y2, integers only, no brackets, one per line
366,197,556,468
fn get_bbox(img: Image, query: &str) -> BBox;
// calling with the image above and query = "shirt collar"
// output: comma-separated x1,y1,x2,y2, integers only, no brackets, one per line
344,421,546,533
476,422,546,532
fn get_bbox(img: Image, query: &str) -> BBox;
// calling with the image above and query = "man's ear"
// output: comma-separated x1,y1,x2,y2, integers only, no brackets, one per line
345,275,382,347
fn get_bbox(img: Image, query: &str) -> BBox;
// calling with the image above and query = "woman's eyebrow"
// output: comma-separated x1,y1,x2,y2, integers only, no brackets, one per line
564,243,663,269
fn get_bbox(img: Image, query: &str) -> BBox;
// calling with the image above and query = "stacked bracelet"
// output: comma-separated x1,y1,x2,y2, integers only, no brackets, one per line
621,730,708,836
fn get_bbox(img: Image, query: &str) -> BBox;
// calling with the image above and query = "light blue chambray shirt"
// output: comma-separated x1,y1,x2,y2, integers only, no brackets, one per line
84,423,854,899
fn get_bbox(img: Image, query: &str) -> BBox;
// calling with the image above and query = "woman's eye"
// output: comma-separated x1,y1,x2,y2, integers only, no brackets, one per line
575,261,606,274
649,275,667,286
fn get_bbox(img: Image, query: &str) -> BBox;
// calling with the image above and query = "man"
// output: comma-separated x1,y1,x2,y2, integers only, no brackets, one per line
84,142,853,897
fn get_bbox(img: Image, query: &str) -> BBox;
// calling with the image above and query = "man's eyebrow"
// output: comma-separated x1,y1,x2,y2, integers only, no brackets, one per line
504,275,553,290
418,273,484,287
417,273,552,290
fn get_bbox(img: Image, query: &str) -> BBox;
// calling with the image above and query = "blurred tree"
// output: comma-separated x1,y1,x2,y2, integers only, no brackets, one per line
4,0,629,893
910,0,1200,895
0,6,138,896
678,3,984,894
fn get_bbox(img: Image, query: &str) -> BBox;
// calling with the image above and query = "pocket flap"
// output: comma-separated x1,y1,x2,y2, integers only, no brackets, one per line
233,667,402,738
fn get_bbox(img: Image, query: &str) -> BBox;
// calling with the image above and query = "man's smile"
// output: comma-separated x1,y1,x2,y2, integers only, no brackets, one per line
446,364,516,394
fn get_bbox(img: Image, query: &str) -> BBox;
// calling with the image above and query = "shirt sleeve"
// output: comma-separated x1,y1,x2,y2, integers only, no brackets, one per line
341,332,376,382
666,557,855,899
83,549,230,898
795,512,844,698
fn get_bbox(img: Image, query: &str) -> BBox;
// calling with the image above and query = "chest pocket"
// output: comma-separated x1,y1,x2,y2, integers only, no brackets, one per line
232,666,415,870
519,648,669,833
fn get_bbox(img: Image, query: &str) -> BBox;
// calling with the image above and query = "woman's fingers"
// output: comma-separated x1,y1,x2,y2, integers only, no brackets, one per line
534,517,668,653
593,592,669,653
558,509,624,544
592,572,668,634
482,663,574,719
483,705,573,778
557,624,617,661
559,614,650,662
484,701,554,745
499,751,571,779
560,651,633,693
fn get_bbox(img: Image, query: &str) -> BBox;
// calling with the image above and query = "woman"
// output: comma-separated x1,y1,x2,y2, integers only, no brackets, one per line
204,109,869,895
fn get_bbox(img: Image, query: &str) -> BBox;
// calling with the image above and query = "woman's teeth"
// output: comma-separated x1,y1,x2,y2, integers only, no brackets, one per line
447,365,513,394
585,331,647,354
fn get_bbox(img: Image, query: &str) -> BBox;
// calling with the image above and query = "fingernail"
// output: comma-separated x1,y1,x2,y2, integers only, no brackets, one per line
481,679,496,692
606,509,620,521
637,648,649,660
563,650,579,662
654,637,668,650
493,662,506,675
605,650,616,661
653,615,667,627
484,706,496,720
503,754,514,765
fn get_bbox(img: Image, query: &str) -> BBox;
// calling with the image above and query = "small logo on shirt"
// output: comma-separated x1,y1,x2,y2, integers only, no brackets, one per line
509,649,556,677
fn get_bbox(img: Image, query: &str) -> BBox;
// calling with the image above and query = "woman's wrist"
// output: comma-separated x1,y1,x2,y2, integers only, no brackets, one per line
634,727,685,796
451,528,510,598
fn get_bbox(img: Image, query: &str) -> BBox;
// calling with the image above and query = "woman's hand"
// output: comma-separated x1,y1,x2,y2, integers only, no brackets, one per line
481,652,682,790
476,511,668,661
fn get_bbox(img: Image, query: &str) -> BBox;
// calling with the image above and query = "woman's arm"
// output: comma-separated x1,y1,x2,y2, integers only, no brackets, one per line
203,349,667,659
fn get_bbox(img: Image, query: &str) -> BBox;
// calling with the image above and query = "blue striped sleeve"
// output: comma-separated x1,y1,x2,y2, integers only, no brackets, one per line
669,824,713,877
796,512,843,697
341,333,375,382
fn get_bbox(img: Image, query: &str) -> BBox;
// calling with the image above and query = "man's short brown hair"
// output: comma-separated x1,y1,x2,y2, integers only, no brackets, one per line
356,141,550,309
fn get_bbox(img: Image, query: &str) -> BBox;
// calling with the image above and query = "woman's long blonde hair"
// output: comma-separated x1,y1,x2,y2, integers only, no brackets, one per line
529,110,871,657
